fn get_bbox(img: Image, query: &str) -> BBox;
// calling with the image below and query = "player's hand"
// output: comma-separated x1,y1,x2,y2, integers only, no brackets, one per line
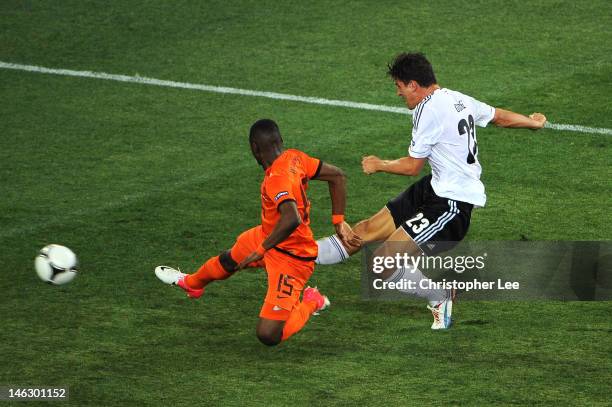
529,113,547,129
362,155,382,174
237,251,263,270
335,221,363,248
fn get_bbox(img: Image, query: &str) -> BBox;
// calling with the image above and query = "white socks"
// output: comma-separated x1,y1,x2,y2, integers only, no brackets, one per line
386,265,447,306
317,235,447,306
316,235,447,306
316,235,349,265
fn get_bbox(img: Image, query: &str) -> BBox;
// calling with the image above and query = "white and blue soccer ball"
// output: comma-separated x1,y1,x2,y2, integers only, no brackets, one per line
34,244,78,285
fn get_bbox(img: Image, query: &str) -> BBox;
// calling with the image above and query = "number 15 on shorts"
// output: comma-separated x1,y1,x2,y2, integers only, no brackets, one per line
276,274,295,298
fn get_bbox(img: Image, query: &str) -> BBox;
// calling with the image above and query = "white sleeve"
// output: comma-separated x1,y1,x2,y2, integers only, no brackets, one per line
466,95,495,127
409,106,441,158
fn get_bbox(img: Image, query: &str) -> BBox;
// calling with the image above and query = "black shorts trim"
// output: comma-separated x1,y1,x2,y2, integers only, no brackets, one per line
272,246,317,262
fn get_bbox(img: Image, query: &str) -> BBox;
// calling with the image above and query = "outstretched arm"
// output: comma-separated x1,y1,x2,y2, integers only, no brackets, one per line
361,108,545,177
492,109,547,129
313,162,362,247
361,155,426,176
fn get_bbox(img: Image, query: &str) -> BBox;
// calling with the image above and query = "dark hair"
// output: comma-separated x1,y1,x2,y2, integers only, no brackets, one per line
387,52,437,87
249,119,282,145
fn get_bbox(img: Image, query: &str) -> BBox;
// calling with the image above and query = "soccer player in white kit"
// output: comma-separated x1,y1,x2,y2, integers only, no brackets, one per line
317,52,547,329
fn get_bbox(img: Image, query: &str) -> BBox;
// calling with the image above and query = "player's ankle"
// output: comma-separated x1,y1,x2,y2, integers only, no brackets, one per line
183,275,204,290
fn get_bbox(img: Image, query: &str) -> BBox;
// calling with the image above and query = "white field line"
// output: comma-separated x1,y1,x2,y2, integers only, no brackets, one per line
0,61,408,114
1,61,610,135
544,122,612,135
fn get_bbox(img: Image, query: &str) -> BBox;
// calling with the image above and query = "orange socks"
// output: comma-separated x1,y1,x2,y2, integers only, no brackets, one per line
185,256,231,289
281,300,318,341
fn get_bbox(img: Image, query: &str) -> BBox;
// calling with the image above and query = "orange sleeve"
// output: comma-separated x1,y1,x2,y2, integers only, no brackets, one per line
302,152,322,179
265,174,297,209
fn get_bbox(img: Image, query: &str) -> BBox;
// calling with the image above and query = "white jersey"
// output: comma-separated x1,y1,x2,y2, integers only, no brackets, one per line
408,88,495,207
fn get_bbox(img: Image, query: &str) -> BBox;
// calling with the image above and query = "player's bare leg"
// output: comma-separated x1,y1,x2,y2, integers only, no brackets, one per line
371,224,422,280
316,206,396,264
348,207,397,254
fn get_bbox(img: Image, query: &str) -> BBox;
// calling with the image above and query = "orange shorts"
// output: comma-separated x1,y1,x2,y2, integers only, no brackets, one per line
230,226,315,321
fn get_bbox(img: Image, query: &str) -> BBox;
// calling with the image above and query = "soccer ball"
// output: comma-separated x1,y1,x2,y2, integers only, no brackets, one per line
34,244,78,285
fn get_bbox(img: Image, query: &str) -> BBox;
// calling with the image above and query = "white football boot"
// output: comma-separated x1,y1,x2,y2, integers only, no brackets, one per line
155,265,204,299
155,265,184,284
427,289,455,330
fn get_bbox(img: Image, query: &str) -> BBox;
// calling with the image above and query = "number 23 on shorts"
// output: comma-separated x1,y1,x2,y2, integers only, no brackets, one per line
406,212,430,234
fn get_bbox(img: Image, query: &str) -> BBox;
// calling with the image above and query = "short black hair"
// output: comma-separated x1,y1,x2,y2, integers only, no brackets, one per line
387,52,437,87
249,119,282,146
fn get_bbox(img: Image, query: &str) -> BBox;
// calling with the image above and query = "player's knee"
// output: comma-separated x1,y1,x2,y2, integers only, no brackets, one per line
219,251,238,273
256,328,282,347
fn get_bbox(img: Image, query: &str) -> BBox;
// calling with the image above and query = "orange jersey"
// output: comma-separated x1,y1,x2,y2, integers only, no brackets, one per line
260,149,322,260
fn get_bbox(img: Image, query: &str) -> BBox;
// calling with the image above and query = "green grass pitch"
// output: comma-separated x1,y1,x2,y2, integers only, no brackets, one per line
1,1,610,405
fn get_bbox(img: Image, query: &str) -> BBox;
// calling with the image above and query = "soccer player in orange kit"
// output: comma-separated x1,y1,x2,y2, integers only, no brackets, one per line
155,119,360,346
